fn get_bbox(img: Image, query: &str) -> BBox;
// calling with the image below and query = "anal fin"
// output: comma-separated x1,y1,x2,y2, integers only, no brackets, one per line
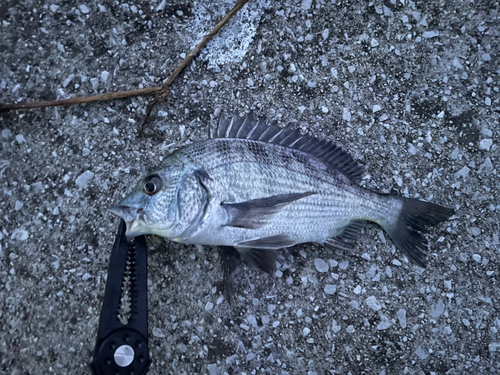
325,220,366,251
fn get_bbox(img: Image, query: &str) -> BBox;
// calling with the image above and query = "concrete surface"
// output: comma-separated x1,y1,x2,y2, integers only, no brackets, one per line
1,0,499,374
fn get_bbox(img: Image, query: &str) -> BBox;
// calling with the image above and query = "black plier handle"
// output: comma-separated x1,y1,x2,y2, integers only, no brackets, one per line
91,219,151,375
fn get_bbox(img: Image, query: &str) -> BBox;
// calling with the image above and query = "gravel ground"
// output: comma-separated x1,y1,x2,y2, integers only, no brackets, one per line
1,0,499,374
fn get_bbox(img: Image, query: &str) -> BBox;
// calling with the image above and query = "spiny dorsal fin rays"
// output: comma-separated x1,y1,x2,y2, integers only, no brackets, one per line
211,111,365,182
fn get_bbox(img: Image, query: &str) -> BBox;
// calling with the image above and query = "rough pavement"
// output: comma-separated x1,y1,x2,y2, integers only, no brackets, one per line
1,0,499,374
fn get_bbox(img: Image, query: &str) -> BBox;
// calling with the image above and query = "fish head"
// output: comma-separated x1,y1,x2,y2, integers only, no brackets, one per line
109,164,184,238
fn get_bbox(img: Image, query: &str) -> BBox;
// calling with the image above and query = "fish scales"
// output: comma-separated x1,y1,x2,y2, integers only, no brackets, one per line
110,111,454,274
175,138,384,245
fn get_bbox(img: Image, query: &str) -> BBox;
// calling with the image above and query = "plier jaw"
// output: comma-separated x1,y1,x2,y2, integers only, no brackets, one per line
91,219,151,375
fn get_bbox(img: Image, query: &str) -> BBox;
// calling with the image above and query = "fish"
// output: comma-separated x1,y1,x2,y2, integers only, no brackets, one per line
110,111,454,281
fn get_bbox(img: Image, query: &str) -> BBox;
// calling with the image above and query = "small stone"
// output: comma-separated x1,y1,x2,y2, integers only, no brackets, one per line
152,327,166,338
100,71,110,83
16,134,26,143
90,78,99,90
479,157,493,174
366,265,377,278
482,128,493,137
415,345,429,359
349,301,360,310
429,299,445,318
79,4,90,14
208,364,217,375
479,139,493,151
321,106,329,114
62,74,75,88
2,129,12,138
246,352,255,361
386,266,392,278
366,296,382,311
324,284,336,295
471,227,481,236
463,318,470,327
377,231,387,244
346,325,355,333
377,314,392,330
397,309,407,328
353,285,362,294
75,170,94,188
422,30,439,38
11,229,29,241
338,261,349,270
332,319,341,333
314,258,329,273
455,166,471,180
205,302,214,311
301,0,312,10
408,143,417,155
247,315,257,327
343,108,351,121
156,0,166,11
15,201,23,211
370,38,379,47
82,273,91,281
303,327,310,336
50,4,59,12
453,57,463,69
472,254,481,262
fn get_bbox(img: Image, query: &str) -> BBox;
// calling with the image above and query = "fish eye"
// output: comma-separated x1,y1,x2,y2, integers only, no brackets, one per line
143,175,163,195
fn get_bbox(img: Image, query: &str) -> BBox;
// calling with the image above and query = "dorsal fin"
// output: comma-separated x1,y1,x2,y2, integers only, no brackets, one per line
211,111,364,182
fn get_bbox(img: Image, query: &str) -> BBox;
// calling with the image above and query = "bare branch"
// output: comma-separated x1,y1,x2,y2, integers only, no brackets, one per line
0,87,161,113
0,0,251,128
141,0,251,132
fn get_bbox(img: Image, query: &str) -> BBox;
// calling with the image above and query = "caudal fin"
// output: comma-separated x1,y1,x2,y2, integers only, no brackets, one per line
385,198,454,267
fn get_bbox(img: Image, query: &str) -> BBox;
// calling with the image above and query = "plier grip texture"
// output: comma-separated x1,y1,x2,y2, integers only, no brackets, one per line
91,219,151,375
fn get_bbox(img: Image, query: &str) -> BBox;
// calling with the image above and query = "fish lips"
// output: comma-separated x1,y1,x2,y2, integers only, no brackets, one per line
108,204,146,238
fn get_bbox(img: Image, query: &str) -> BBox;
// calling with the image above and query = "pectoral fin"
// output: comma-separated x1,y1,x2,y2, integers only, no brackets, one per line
222,192,315,229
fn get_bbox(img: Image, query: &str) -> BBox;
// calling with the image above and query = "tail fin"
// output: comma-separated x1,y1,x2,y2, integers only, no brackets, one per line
384,198,454,267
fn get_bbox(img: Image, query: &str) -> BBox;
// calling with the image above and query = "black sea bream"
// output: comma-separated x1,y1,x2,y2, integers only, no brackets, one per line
110,111,453,273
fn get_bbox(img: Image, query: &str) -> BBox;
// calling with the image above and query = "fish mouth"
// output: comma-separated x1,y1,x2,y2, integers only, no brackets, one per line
108,204,146,238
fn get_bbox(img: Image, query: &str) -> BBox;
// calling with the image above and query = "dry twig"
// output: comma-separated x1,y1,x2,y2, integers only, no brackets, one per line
0,87,161,112
141,0,250,133
0,0,251,130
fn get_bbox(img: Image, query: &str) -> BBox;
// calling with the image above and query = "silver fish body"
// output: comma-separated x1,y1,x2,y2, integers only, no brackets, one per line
110,111,453,268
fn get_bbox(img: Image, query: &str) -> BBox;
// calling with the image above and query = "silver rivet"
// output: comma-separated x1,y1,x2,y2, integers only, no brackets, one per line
114,344,135,367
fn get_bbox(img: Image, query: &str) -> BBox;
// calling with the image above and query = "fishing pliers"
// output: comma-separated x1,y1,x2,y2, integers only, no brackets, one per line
91,219,151,375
